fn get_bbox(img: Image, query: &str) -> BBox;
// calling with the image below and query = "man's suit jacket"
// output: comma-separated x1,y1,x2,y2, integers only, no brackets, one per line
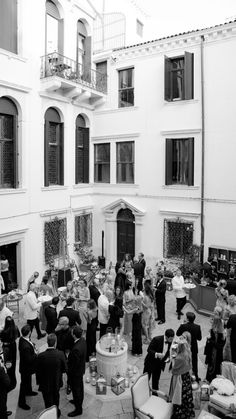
36,348,67,392
176,322,202,353
18,336,37,375
202,262,215,281
89,285,101,305
155,279,166,301
144,335,166,372
44,305,58,334
58,307,81,328
133,262,144,279
68,337,86,381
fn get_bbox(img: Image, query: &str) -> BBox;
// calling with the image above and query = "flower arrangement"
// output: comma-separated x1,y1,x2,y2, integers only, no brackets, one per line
74,242,97,265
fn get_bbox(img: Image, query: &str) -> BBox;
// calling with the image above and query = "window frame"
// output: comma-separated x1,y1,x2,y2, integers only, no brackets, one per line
94,143,110,183
75,213,92,246
164,52,194,102
116,141,134,184
0,0,18,54
44,108,64,187
165,137,194,186
118,67,134,108
75,115,89,184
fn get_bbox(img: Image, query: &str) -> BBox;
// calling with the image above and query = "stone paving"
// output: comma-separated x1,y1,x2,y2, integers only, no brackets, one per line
7,289,211,418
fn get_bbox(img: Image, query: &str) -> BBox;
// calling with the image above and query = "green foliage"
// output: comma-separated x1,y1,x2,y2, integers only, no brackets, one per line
74,242,97,265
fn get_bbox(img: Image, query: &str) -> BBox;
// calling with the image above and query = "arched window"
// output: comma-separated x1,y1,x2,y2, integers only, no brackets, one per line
77,20,91,81
44,107,64,186
46,0,63,55
75,115,89,184
0,97,18,188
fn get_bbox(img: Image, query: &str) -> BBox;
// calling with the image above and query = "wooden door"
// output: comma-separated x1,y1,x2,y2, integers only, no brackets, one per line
117,209,135,262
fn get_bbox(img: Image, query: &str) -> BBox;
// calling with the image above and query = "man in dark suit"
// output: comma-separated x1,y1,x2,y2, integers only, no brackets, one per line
155,273,166,324
89,277,101,305
36,333,67,417
18,324,38,410
202,257,216,285
44,296,59,334
68,326,86,417
133,258,144,292
58,297,81,328
176,312,202,382
143,329,175,390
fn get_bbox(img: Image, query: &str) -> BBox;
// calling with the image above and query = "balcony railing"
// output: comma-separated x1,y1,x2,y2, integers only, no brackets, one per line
40,53,107,94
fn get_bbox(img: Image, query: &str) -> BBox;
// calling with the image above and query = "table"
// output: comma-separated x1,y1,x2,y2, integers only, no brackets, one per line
3,293,23,318
198,410,220,419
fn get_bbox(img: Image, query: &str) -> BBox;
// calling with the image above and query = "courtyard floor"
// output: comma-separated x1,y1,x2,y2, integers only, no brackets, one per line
7,289,210,419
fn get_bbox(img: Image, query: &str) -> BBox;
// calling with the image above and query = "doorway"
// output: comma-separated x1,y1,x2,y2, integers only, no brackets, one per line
0,242,18,288
117,208,135,262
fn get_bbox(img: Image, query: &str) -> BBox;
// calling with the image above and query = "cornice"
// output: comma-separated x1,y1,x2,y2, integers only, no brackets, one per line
161,129,201,136
0,79,31,93
91,133,140,142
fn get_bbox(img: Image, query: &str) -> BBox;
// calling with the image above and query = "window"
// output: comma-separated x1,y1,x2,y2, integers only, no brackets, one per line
75,115,89,184
0,0,17,53
164,52,194,101
96,61,107,92
77,20,91,82
75,213,92,246
46,0,63,54
44,108,64,186
94,144,110,183
164,219,193,258
44,217,67,263
165,138,194,186
136,19,143,37
116,142,134,183
118,68,134,107
0,97,18,188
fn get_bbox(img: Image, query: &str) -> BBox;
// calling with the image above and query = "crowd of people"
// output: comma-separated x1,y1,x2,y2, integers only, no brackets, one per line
0,252,236,419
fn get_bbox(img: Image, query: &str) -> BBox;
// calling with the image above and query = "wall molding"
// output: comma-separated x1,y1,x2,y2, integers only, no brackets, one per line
161,129,201,136
91,133,140,142
0,79,31,93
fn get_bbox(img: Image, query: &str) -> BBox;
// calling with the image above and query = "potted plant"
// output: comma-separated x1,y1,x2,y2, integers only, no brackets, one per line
74,242,97,271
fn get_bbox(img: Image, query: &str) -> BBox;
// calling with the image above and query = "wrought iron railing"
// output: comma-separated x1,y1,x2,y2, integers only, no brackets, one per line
40,53,107,94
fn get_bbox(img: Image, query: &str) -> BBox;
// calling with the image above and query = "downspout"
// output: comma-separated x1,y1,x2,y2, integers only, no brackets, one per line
200,35,205,264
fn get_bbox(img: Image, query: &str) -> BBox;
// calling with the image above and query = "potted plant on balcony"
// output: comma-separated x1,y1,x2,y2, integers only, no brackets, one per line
74,242,97,272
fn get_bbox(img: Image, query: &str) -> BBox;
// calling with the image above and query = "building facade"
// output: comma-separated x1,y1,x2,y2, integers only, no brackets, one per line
0,0,236,288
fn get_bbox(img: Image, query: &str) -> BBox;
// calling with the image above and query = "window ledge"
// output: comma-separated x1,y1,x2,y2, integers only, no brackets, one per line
95,106,139,115
163,99,198,106
0,48,27,62
73,183,93,189
162,185,200,190
93,183,139,188
0,188,27,195
41,186,68,191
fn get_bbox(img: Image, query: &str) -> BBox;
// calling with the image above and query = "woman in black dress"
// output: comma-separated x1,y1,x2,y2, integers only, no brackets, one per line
0,316,20,391
132,293,143,356
205,306,225,382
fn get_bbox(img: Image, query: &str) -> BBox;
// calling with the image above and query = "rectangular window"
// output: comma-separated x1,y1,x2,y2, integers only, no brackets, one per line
0,114,16,188
94,143,110,183
44,217,67,263
116,142,134,183
75,213,92,246
0,0,17,53
96,61,107,93
136,19,143,37
164,52,194,101
118,68,134,107
164,219,193,258
165,138,194,186
45,121,64,186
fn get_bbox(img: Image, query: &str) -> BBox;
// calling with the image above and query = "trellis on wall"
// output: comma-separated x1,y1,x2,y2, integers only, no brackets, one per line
44,216,67,264
163,218,193,259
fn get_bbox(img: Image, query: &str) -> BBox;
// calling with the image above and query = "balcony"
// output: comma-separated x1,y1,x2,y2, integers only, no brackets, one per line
40,53,107,105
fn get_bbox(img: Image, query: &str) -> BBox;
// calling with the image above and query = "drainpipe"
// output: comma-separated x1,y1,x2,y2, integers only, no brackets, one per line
200,35,205,264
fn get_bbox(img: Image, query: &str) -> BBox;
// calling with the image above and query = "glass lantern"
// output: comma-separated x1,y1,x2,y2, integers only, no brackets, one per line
96,374,107,395
200,381,210,401
111,372,125,395
89,353,97,374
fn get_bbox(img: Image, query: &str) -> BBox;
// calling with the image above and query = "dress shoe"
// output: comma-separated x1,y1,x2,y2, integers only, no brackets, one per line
18,403,30,410
69,399,75,404
158,320,165,325
37,333,46,339
179,312,184,315
7,411,12,416
27,391,38,396
57,409,61,418
155,317,159,321
68,409,82,417
177,314,181,320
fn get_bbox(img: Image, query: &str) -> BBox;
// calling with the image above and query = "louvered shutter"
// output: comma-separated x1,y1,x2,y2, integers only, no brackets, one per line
44,121,49,186
59,123,64,185
164,56,171,101
83,128,89,183
58,19,64,55
84,36,91,82
0,115,14,188
184,52,194,100
75,127,89,183
48,122,59,185
165,139,173,185
188,138,194,186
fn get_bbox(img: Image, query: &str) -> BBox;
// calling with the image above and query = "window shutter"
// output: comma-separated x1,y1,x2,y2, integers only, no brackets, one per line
59,123,64,185
165,139,173,185
75,127,84,183
184,52,194,100
83,128,89,183
44,121,49,186
84,36,92,82
164,56,171,101
58,19,64,55
13,115,18,188
188,138,194,186
0,115,14,188
0,0,17,53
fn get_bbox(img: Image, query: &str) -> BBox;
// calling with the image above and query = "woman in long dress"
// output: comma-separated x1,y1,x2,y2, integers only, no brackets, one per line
205,306,225,382
123,281,136,349
0,316,20,391
169,336,194,419
77,278,90,333
142,283,155,344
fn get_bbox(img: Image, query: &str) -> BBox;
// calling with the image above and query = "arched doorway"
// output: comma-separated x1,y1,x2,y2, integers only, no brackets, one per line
117,208,135,262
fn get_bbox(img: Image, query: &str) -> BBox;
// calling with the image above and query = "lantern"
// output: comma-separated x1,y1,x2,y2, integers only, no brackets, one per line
111,372,125,396
89,353,97,374
200,381,210,401
96,374,107,395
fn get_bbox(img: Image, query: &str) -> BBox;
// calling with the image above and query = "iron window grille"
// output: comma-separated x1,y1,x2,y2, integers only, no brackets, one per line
163,219,193,259
44,217,67,263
